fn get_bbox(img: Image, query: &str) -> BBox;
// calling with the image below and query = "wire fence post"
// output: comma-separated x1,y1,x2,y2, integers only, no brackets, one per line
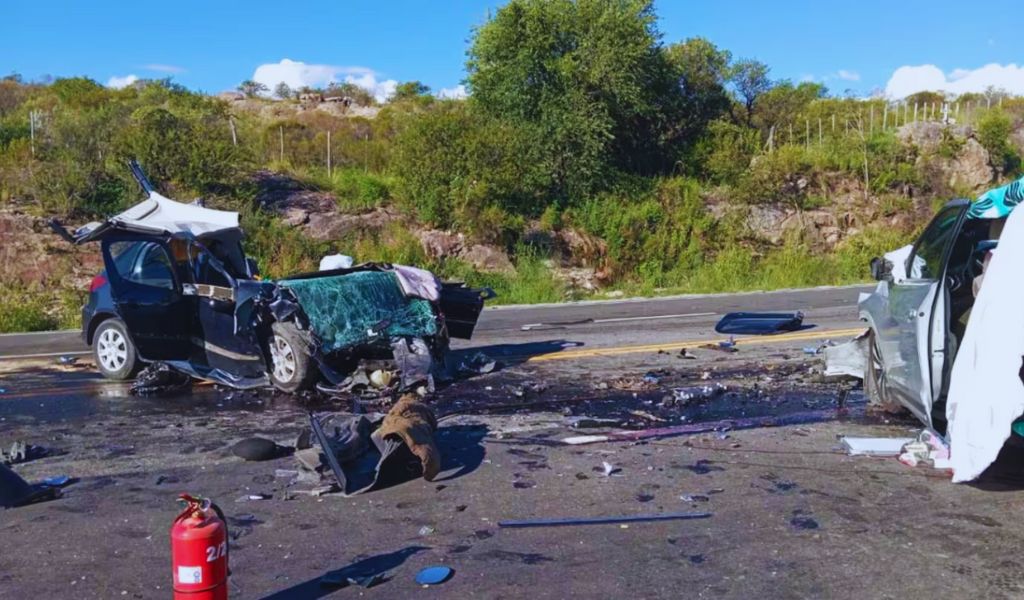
327,130,332,177
869,105,874,133
279,125,284,164
29,110,36,157
882,103,888,130
805,119,810,151
228,115,237,146
913,103,918,123
818,118,823,146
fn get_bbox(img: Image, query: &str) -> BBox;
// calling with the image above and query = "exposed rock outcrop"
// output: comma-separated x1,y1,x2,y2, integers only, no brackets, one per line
0,209,101,290
415,230,514,273
253,170,400,240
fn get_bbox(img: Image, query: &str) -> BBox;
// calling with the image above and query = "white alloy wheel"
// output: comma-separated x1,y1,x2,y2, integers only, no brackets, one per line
270,334,297,383
97,327,129,372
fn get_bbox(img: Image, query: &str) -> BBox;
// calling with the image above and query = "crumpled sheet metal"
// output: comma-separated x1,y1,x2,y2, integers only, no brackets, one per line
946,200,1024,482
279,271,439,353
390,337,436,392
823,330,869,378
165,360,269,390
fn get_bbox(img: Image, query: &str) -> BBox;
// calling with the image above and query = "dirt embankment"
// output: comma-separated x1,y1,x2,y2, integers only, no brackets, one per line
0,209,101,290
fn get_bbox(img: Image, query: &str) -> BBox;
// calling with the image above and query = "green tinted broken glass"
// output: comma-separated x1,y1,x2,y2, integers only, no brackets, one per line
279,271,438,352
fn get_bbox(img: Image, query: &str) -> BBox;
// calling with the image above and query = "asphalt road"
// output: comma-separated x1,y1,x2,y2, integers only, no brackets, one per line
7,282,1024,599
0,284,874,360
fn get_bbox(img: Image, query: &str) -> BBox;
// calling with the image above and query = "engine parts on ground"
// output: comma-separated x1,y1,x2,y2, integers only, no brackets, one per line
130,362,192,396
302,394,441,496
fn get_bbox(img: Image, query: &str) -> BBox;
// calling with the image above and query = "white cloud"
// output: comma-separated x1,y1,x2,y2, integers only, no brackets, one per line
836,69,860,82
437,84,468,100
143,63,185,74
885,63,1024,98
107,74,139,88
251,58,398,102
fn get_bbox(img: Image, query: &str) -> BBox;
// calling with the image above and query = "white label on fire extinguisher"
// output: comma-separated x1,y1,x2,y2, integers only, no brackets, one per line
177,566,202,584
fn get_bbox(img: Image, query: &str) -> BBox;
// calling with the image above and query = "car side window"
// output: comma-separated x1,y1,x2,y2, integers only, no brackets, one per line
189,241,233,288
110,241,175,290
907,207,963,280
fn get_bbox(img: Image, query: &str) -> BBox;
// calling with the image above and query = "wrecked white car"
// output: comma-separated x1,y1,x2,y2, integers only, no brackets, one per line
857,176,1024,481
50,161,493,393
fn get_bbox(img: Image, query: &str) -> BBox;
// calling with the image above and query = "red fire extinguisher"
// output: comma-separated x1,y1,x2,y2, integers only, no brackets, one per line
171,494,229,600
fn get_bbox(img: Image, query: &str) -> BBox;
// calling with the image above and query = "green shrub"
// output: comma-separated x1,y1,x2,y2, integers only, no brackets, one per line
0,285,82,333
977,108,1021,177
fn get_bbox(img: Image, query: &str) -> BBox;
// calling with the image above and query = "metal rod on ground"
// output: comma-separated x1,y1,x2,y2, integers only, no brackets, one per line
560,409,838,446
498,512,712,529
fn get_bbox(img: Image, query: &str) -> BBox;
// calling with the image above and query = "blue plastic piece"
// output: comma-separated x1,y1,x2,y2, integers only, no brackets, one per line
415,566,453,586
714,312,804,335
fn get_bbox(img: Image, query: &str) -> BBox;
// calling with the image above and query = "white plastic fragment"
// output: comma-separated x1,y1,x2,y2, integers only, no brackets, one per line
841,437,914,457
319,254,354,270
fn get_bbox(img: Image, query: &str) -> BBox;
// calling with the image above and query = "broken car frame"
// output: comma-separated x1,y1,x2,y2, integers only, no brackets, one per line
49,161,493,393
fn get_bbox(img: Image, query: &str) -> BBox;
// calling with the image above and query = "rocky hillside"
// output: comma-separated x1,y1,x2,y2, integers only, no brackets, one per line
3,118,1018,331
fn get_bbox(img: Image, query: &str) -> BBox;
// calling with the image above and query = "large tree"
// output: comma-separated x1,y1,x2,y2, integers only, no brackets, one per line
237,80,268,98
730,59,771,125
664,37,733,143
273,82,293,100
393,81,431,101
467,0,684,199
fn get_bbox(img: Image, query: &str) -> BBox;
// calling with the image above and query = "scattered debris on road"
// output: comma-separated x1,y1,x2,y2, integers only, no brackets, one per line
0,463,62,508
497,511,712,528
1,441,53,465
303,394,440,496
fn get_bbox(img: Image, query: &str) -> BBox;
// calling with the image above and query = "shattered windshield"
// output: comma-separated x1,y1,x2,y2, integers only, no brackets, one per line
280,271,439,352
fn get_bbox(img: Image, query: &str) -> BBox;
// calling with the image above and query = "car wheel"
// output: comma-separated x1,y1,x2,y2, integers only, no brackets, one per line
266,321,318,392
865,330,900,412
93,319,138,380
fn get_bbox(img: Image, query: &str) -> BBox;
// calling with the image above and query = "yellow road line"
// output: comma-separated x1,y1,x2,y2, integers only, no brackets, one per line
1,328,866,398
527,327,866,362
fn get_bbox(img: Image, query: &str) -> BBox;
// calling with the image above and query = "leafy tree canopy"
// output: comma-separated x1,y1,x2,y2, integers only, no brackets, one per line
467,0,689,199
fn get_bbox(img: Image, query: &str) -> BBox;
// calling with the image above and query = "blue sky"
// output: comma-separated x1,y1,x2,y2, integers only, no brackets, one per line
5,0,1023,98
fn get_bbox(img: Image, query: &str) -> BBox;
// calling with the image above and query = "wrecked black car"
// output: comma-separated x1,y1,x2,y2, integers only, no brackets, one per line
51,162,492,392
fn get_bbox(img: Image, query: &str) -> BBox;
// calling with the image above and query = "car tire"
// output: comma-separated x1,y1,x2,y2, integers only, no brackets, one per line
865,329,901,412
266,321,319,392
93,318,139,380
